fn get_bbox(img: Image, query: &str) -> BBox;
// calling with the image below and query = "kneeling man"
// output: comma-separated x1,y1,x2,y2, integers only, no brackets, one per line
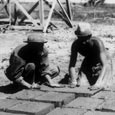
69,23,113,88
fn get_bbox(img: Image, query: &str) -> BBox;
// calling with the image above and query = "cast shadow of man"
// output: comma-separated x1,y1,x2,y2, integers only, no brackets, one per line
59,61,101,86
59,73,70,84
0,83,24,94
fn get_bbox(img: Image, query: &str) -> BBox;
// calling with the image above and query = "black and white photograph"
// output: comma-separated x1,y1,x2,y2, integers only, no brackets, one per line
0,0,115,114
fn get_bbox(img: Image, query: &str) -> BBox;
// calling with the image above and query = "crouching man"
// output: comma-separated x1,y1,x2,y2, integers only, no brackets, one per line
69,23,113,88
5,34,61,89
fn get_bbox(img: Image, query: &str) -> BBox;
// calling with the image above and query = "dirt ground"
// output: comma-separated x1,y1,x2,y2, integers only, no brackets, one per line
0,3,115,93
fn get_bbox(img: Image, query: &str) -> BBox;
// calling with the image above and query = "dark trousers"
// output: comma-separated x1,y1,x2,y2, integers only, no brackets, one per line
22,63,35,84
80,58,100,86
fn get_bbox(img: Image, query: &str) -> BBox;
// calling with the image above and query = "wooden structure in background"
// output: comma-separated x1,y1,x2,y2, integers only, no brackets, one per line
0,0,73,32
66,0,72,20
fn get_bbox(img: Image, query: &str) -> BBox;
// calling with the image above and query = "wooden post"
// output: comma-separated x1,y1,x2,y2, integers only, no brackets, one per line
43,0,56,32
57,0,72,27
43,0,70,27
13,0,39,27
12,2,17,25
39,0,44,28
19,1,39,24
0,0,73,32
66,0,72,20
8,0,12,25
1,0,9,16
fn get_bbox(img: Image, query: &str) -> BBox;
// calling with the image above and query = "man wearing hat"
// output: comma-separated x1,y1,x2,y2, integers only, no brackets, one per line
5,34,61,89
69,23,113,88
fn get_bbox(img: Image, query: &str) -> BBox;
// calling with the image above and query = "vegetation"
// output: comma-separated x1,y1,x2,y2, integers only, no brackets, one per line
84,0,105,6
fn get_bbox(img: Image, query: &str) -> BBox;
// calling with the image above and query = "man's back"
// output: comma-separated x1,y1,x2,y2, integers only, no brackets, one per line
75,37,105,57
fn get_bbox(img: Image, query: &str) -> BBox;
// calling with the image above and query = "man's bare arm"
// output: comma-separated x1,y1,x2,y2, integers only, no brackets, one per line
15,77,32,88
69,41,78,85
15,77,40,89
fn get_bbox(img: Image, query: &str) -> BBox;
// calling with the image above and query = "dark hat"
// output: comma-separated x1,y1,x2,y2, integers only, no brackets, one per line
24,34,47,43
75,23,92,37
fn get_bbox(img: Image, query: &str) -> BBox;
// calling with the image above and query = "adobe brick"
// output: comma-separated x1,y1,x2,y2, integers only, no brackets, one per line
84,111,115,115
7,101,54,115
33,92,75,107
97,100,115,112
47,108,86,115
0,99,22,111
8,89,46,101
66,97,104,110
0,111,26,115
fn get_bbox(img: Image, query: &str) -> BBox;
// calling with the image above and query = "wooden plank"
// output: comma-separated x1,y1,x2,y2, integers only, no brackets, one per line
39,0,44,27
43,0,56,32
40,85,103,97
13,0,39,27
10,25,43,31
19,1,39,24
0,18,9,22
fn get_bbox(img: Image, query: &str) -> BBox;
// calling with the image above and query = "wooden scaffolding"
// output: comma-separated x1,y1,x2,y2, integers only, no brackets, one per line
0,0,73,32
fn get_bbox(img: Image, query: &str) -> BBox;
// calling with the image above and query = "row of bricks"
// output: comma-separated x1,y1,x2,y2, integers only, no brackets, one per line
0,95,115,114
0,85,114,114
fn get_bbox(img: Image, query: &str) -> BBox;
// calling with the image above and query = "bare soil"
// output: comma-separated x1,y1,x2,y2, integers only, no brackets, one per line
0,3,115,95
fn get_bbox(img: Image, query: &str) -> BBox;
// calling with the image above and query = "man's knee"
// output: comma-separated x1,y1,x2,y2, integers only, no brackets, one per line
25,63,35,71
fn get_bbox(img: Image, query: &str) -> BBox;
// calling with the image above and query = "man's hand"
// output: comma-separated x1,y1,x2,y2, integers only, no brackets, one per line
31,83,40,89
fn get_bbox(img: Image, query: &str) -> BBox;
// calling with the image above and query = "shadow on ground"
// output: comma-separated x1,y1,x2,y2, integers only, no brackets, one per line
59,74,70,84
0,83,24,94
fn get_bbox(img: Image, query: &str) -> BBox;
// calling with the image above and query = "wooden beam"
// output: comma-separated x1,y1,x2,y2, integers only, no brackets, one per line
8,0,17,25
10,25,43,31
8,0,12,25
57,0,73,27
0,18,9,22
1,0,9,16
11,3,17,25
49,22,57,28
66,0,72,20
43,0,56,32
0,1,8,11
13,0,39,27
43,0,71,27
19,1,39,24
54,10,72,27
39,0,44,28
